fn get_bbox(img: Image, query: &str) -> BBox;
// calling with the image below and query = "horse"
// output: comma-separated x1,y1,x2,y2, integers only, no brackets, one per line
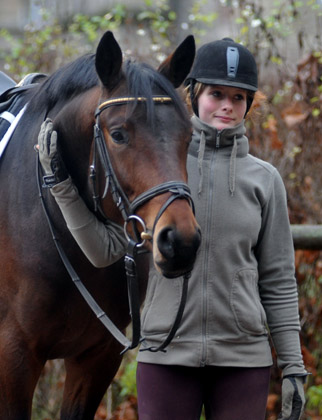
0,31,201,419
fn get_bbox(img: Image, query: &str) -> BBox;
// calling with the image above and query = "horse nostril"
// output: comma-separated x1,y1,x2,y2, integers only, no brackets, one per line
157,227,201,261
157,227,176,259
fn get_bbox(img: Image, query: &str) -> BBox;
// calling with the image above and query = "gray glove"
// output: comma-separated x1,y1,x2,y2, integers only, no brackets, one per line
278,376,306,420
38,118,68,188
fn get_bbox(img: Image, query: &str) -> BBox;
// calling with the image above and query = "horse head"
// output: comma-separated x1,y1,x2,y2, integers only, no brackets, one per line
54,31,201,278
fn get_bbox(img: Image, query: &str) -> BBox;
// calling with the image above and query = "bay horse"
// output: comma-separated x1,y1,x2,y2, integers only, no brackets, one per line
0,31,201,419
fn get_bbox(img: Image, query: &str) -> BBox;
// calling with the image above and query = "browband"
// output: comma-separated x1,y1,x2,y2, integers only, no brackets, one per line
95,95,173,117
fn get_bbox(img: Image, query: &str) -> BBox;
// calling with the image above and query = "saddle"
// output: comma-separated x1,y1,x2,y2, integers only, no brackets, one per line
0,71,46,154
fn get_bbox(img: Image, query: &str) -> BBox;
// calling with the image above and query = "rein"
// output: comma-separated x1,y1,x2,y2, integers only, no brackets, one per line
39,94,194,354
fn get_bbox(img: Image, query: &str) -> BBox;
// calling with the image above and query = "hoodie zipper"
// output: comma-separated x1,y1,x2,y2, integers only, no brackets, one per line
200,131,220,366
216,130,221,148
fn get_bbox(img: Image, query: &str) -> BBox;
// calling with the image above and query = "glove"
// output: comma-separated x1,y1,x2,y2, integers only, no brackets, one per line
38,118,68,188
278,376,306,420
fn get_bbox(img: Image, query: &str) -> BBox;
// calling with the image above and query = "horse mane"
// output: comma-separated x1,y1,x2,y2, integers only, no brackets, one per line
26,52,188,123
26,54,98,115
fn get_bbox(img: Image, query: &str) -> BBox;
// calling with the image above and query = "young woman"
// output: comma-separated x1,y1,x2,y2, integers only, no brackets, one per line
135,38,307,420
38,38,307,420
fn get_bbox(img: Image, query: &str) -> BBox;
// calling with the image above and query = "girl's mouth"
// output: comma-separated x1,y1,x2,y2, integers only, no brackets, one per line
216,115,234,122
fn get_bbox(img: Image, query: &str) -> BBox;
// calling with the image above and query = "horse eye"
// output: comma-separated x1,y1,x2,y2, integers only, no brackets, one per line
110,130,128,144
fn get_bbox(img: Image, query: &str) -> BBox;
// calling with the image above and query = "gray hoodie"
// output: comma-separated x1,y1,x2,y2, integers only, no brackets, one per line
138,117,306,377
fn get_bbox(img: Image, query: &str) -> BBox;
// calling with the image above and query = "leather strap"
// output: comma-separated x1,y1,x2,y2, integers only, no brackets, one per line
37,156,133,350
140,272,190,353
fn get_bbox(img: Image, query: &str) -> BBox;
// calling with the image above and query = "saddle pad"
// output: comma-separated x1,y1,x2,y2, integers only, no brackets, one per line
0,104,27,158
0,72,46,159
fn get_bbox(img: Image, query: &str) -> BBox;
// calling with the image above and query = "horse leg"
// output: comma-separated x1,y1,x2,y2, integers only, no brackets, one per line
60,339,124,420
0,326,44,420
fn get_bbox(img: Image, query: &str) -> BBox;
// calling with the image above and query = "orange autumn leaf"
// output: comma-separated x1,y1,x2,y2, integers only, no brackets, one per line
281,102,309,127
301,345,317,375
112,396,138,420
264,115,283,149
267,393,279,411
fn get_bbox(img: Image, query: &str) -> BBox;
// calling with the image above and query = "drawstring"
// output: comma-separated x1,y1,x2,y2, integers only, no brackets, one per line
197,130,206,196
192,116,244,197
229,135,237,196
198,132,237,196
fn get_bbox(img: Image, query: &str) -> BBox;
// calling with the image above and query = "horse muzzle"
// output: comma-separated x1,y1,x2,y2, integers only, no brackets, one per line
153,224,201,278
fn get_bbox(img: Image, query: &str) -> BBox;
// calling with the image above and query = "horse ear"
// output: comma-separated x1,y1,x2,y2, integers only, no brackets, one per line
95,31,123,90
158,35,195,88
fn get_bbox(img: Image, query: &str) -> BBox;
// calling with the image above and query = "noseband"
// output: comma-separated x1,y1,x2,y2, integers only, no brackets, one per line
91,95,194,241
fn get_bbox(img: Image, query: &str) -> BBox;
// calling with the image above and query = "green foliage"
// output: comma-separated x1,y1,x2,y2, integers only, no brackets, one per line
1,0,319,77
186,0,218,40
118,360,138,398
0,5,126,79
307,385,322,415
0,10,63,79
69,5,126,43
135,0,198,58
137,0,177,46
200,408,206,420
32,360,64,420
295,252,322,417
219,0,321,73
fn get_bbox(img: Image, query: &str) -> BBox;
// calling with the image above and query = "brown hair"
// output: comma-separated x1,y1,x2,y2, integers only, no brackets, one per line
246,89,267,123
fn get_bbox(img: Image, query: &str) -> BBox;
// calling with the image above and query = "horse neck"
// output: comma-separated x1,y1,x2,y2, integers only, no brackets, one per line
53,91,96,192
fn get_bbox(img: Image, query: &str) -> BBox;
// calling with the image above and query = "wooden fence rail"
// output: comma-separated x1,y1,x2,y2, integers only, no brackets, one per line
291,225,322,250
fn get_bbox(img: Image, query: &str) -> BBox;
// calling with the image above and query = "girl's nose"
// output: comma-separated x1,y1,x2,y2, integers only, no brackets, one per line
222,96,233,109
222,97,233,110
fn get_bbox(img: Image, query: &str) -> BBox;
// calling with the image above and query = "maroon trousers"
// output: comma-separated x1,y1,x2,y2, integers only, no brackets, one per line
136,362,270,420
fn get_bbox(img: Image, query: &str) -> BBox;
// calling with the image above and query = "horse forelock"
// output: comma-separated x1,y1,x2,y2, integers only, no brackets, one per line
123,59,188,125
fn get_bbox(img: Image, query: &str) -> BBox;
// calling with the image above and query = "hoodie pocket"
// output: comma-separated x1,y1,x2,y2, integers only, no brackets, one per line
141,272,182,336
230,268,267,335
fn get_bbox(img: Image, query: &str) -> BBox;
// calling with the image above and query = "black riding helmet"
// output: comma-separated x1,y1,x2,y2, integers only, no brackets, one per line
185,38,258,116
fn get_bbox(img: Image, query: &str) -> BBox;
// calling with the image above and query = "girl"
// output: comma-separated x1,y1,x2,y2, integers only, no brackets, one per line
135,38,307,420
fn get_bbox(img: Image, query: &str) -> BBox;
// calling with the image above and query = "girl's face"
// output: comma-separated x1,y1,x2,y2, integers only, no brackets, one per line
197,85,247,130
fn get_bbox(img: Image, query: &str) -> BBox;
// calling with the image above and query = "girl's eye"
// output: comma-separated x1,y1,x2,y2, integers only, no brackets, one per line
235,94,245,101
211,90,221,98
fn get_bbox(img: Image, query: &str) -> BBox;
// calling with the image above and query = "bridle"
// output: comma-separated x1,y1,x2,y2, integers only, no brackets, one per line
91,95,194,231
38,94,195,354
91,95,195,353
